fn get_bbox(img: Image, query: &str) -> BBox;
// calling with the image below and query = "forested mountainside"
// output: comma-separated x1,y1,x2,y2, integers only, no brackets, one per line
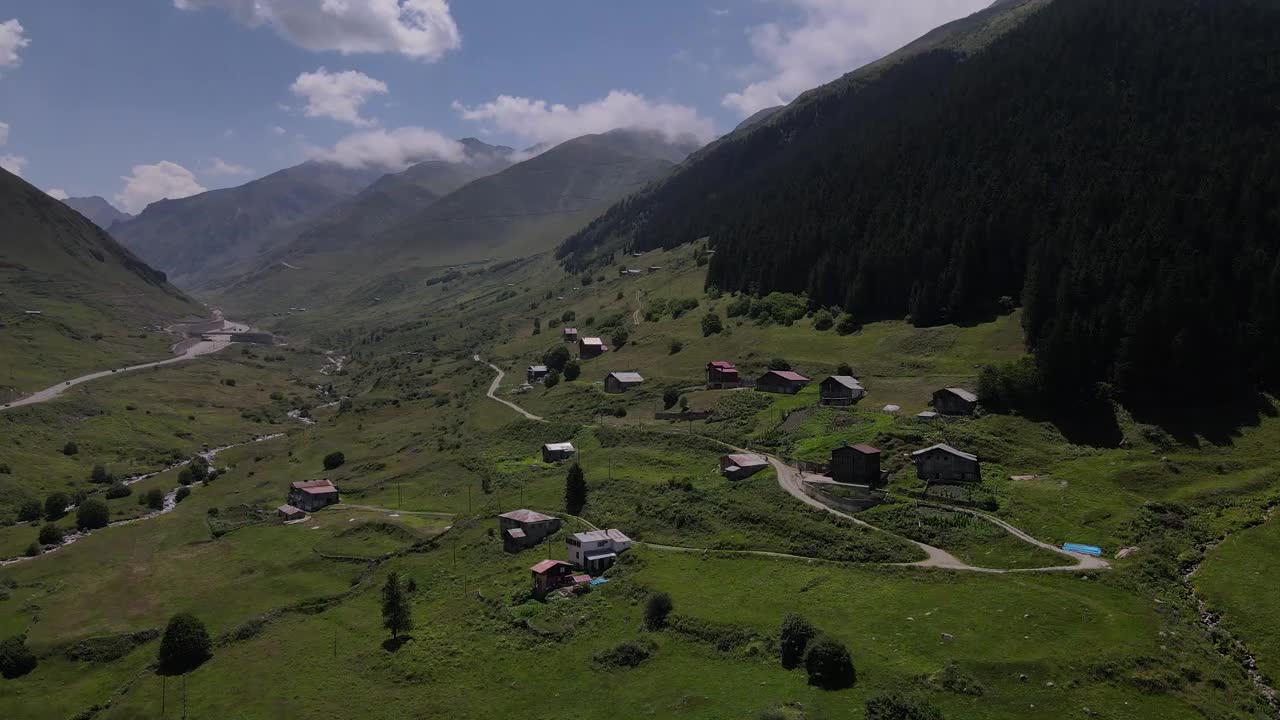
559,0,1280,405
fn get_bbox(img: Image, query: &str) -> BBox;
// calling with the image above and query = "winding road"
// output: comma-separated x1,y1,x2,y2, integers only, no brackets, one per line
473,359,1107,574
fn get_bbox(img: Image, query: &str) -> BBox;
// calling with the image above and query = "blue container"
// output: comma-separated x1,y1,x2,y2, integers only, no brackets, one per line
1063,542,1103,557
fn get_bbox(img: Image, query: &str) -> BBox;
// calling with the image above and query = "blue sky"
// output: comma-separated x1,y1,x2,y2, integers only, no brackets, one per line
0,1,990,213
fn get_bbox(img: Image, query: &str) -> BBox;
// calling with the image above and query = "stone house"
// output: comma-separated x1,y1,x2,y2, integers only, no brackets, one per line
499,509,564,553
287,480,339,512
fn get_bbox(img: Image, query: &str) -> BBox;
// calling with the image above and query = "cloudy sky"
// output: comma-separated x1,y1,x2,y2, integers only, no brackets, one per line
0,0,990,214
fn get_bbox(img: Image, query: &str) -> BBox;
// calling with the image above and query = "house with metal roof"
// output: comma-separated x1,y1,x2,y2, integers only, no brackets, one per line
286,480,339,512
526,365,550,383
499,509,563,553
542,442,576,463
829,442,883,486
720,453,770,480
566,528,632,574
562,327,578,342
932,387,978,416
579,337,609,359
604,371,645,394
529,559,577,599
911,443,981,483
706,361,741,389
819,376,866,406
756,369,810,394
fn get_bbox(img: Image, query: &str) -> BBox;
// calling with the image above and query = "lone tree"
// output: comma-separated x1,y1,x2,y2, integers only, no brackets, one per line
38,523,65,546
0,634,38,679
644,591,674,630
17,498,42,522
44,492,70,521
188,455,209,482
61,441,78,456
611,327,629,350
804,636,856,690
663,388,679,409
140,488,165,511
157,613,212,675
542,345,570,372
323,451,346,470
701,312,723,337
563,360,581,381
90,464,111,484
381,572,414,640
564,463,587,515
544,369,561,389
779,613,817,669
76,498,110,531
864,693,944,720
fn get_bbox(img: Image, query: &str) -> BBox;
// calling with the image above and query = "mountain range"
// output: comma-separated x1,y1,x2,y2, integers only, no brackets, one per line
61,196,132,230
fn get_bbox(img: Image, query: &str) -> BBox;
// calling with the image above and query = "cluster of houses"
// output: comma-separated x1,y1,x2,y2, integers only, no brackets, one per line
499,507,633,599
277,479,340,522
720,438,980,487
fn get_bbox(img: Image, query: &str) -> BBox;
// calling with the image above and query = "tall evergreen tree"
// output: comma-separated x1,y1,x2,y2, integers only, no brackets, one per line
381,572,413,640
564,463,587,515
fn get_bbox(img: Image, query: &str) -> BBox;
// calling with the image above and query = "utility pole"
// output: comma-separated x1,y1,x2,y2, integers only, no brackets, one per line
333,625,338,659
162,675,166,718
397,481,402,509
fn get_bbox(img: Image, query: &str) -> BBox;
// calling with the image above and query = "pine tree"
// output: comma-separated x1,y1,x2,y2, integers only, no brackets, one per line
564,463,587,515
381,572,413,640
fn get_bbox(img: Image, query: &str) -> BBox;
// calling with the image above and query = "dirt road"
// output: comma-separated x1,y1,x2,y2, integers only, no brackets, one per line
473,355,545,422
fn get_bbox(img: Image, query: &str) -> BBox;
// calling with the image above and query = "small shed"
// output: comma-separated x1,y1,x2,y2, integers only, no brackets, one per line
932,388,978,416
829,442,882,486
277,504,306,522
756,370,810,395
530,559,576,599
706,361,741,389
912,443,981,483
562,327,578,342
605,371,644,394
527,365,550,383
579,337,609,359
720,453,770,480
819,376,866,406
542,442,576,463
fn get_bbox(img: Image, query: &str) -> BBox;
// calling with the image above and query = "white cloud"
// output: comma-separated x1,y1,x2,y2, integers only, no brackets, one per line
46,188,69,200
308,126,464,171
453,91,717,150
173,0,461,60
0,19,30,72
0,120,8,146
271,125,287,135
711,8,730,17
723,0,990,116
114,161,207,214
290,68,388,126
209,157,254,176
0,154,26,176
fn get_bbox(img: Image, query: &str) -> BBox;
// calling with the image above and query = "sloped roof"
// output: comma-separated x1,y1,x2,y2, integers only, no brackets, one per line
290,480,338,494
609,372,644,383
277,504,303,515
506,528,526,539
824,375,863,389
528,365,548,372
544,442,576,453
573,528,632,544
709,361,738,371
762,370,809,382
940,387,978,403
911,443,978,462
725,453,769,468
563,327,578,334
530,559,571,574
500,508,556,524
581,337,606,345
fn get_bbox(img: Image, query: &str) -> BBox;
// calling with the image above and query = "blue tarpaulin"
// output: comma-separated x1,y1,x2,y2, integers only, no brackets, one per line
1063,543,1102,557
589,577,610,586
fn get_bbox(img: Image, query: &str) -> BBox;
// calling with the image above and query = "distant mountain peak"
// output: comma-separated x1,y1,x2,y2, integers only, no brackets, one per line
62,195,133,230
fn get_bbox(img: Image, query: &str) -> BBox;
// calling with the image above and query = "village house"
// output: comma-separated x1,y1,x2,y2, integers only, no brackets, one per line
720,453,770,480
542,442,577,463
829,442,883,486
499,508,564,553
579,337,609,359
605,371,645,394
912,443,981,483
529,559,583,599
287,480,339,512
527,365,550,383
276,504,306,522
566,529,633,574
756,370,810,395
562,327,578,342
819,376,866,406
933,388,978,416
706,361,741,390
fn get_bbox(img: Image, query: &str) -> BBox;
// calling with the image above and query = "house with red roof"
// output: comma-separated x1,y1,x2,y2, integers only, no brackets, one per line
499,508,563,553
829,442,884,486
706,361,741,389
755,369,810,395
530,559,577,599
286,480,339,512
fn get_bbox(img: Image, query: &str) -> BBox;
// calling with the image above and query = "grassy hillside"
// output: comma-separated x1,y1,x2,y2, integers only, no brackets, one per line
0,168,201,396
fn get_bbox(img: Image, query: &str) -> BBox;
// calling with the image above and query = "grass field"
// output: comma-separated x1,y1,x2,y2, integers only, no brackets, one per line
1196,514,1280,685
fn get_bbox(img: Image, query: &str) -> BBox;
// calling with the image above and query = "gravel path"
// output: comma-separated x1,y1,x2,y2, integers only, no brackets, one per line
473,355,545,422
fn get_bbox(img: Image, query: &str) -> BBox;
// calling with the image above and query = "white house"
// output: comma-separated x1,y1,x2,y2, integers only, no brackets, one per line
566,528,632,574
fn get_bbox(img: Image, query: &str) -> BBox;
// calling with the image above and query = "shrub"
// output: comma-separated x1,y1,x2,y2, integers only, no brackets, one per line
561,310,576,322
0,463,9,474
38,523,65,546
780,613,817,669
106,482,132,499
768,357,792,371
90,464,111,484
323,451,346,470
23,543,40,557
836,362,854,376
611,328,629,349
644,592,673,630
836,314,860,335
544,370,561,389
76,498,110,531
17,499,42,522
804,636,856,690
62,441,78,456
930,661,984,696
702,312,723,336
221,378,237,387
157,613,212,675
864,693,943,720
563,360,581,381
174,487,191,504
542,345,571,372
669,339,684,355
663,389,680,410
0,635,37,679
141,488,165,511
813,309,834,331
44,492,70,521
188,456,209,482
178,468,195,486
532,318,541,335
592,639,654,669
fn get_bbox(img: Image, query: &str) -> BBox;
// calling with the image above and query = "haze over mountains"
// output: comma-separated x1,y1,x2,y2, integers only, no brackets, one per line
61,196,132,230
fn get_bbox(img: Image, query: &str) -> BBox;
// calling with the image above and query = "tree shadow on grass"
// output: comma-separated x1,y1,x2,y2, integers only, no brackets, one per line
382,636,414,652
1127,392,1278,449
